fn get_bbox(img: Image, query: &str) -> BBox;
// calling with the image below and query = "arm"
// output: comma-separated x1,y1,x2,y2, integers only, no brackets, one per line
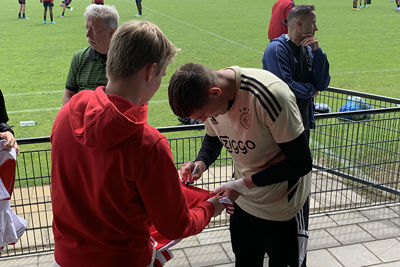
62,89,76,105
195,134,223,169
138,138,217,240
212,131,311,201
311,48,330,92
63,51,80,105
262,42,317,99
0,90,19,154
250,131,312,186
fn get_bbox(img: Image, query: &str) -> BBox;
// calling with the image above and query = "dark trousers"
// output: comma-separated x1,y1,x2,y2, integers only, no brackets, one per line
230,199,309,267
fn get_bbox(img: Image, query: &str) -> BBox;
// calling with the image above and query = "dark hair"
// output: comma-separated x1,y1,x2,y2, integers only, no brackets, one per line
288,4,315,22
168,63,216,118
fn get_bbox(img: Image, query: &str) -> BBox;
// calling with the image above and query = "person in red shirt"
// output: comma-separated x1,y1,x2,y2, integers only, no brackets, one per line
51,20,224,267
92,0,104,5
268,0,295,40
40,0,55,24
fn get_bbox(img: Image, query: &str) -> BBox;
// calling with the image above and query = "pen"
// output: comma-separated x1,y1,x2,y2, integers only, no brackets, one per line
186,164,199,187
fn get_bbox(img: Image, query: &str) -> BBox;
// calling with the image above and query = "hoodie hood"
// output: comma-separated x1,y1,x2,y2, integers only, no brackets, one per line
270,34,290,46
68,87,147,150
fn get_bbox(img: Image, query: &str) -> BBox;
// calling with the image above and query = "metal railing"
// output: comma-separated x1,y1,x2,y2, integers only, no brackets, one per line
1,87,399,258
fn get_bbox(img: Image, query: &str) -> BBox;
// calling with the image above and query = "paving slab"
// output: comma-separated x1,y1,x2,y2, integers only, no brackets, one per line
184,244,231,267
307,249,342,267
360,207,399,221
328,244,381,267
359,220,400,240
308,229,341,250
165,249,190,267
328,210,369,225
325,224,375,245
309,214,338,230
196,228,231,245
363,238,400,263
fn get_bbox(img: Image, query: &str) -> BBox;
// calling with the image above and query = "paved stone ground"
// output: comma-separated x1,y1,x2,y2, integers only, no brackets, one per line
1,203,399,267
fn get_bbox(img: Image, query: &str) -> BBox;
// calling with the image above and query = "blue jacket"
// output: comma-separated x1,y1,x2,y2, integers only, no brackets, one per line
262,34,330,128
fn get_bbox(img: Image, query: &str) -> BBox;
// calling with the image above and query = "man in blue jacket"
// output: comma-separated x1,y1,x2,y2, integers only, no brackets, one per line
262,4,330,141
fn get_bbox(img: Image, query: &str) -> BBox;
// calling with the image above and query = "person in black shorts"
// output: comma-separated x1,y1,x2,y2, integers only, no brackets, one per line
18,0,29,19
135,0,142,17
40,0,55,24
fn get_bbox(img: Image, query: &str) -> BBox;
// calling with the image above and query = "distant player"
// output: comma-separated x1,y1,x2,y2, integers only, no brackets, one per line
135,0,142,17
60,0,73,17
92,0,104,5
18,0,29,19
40,0,55,24
395,0,400,11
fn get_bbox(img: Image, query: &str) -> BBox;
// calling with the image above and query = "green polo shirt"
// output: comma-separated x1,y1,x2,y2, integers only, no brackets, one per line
65,47,108,93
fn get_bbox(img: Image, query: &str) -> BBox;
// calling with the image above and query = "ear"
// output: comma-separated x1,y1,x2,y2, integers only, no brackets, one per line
208,87,222,97
109,28,115,39
145,63,158,82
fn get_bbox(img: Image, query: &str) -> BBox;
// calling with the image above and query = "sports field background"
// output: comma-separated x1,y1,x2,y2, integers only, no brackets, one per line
0,0,399,139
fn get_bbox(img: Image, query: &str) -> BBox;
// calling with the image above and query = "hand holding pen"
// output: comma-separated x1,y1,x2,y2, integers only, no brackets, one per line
180,161,205,186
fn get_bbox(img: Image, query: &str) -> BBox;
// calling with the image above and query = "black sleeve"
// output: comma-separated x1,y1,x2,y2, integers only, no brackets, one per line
195,134,223,169
0,90,14,135
251,131,312,186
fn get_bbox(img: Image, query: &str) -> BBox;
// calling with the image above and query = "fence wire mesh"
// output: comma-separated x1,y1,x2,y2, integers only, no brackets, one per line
1,87,399,258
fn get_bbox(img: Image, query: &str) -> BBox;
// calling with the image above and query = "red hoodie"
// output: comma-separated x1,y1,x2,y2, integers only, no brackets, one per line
268,0,295,40
51,87,215,267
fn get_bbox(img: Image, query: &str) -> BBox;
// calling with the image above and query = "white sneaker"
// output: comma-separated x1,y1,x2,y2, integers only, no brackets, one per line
136,14,142,17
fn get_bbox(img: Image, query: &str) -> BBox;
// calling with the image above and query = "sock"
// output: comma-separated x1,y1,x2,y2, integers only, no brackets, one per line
51,16,53,21
44,16,46,21
62,12,65,15
18,13,21,17
23,13,25,17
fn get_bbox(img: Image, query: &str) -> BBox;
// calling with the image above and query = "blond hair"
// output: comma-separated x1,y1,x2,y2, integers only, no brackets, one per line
107,20,179,80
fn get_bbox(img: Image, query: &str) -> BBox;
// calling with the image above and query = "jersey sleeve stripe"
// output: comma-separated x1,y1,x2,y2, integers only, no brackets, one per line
240,74,283,122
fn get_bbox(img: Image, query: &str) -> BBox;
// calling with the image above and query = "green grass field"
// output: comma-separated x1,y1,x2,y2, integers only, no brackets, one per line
0,0,399,140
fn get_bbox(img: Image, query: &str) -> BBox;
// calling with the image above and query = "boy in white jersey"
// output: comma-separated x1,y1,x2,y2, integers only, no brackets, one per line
168,63,312,267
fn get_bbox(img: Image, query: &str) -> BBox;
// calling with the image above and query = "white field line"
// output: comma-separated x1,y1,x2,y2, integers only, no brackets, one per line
144,6,264,55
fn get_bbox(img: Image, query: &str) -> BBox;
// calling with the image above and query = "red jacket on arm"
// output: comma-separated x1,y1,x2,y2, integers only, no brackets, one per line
51,87,215,267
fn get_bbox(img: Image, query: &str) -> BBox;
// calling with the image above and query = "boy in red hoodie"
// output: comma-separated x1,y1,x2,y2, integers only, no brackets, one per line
51,20,224,267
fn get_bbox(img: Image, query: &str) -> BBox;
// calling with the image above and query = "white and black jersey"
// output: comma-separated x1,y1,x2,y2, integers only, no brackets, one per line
204,66,311,221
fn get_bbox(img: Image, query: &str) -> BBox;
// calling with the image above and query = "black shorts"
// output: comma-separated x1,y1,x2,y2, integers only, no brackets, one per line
43,1,54,7
230,199,310,267
18,0,26,4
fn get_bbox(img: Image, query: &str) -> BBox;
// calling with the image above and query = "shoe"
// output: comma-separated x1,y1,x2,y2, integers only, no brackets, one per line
352,7,360,10
60,15,64,18
23,17,29,19
135,14,142,17
70,7,73,11
50,21,55,24
359,5,362,8
364,5,367,8
43,20,47,24
18,16,22,19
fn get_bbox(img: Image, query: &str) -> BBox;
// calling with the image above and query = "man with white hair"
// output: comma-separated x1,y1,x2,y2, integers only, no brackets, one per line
62,4,119,105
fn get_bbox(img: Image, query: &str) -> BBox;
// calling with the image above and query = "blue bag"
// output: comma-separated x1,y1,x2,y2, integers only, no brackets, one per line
338,96,373,121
